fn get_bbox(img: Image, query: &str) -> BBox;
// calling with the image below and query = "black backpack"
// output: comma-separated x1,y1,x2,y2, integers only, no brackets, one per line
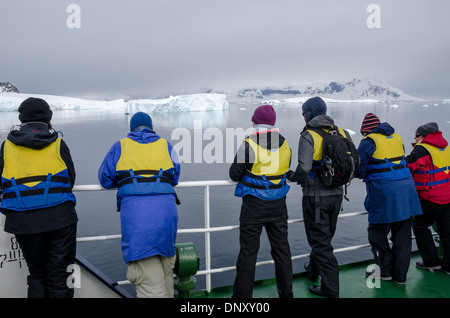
307,125,360,188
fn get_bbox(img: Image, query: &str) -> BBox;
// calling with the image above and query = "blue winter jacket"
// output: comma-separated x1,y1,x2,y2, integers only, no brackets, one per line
356,123,422,223
98,129,181,262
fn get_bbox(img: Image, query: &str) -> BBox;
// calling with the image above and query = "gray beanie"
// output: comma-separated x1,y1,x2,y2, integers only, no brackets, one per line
416,122,439,137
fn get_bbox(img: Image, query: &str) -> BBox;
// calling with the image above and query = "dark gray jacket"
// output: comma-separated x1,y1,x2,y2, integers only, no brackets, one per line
289,115,353,196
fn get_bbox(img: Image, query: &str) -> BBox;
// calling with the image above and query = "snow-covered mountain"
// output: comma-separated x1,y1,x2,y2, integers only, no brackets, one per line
0,82,19,93
228,78,423,102
1,78,424,113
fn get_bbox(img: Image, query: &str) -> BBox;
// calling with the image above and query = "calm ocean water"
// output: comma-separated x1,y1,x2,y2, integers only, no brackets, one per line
1,99,448,296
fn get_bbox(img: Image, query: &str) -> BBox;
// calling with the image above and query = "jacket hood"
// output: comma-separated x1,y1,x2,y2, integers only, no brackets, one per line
7,122,58,150
248,127,283,149
371,122,394,136
127,129,161,143
305,114,335,129
417,131,448,149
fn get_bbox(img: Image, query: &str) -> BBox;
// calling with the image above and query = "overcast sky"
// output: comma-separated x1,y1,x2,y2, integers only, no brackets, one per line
1,0,449,99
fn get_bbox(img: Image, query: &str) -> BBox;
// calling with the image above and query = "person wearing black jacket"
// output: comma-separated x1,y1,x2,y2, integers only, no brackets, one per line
0,97,78,298
229,104,293,298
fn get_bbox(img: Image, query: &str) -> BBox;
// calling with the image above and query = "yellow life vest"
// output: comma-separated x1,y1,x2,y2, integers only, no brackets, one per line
2,138,67,186
1,138,75,211
235,131,291,200
363,132,409,180
246,138,291,184
115,137,175,200
365,133,404,163
116,137,174,175
413,142,450,189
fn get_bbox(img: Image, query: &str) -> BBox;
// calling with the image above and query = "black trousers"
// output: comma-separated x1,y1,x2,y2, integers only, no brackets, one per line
232,208,293,298
413,200,450,270
368,217,412,282
303,195,341,297
15,223,77,298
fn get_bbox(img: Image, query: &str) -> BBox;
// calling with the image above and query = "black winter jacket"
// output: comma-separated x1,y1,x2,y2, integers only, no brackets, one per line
0,122,78,234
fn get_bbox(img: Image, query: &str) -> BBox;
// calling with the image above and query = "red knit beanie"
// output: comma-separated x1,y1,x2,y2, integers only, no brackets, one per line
360,113,381,133
252,105,276,126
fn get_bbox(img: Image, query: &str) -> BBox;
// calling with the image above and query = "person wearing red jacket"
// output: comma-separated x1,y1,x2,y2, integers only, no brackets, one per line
405,122,450,274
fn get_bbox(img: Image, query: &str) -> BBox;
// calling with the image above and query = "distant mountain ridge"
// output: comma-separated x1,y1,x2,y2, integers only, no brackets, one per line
0,82,19,93
1,78,423,102
229,78,423,102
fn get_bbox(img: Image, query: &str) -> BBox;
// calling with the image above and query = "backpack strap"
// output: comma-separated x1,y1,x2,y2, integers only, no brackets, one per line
307,124,341,224
306,124,337,137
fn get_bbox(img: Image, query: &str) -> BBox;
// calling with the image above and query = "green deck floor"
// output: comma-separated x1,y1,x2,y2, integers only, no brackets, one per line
185,253,450,298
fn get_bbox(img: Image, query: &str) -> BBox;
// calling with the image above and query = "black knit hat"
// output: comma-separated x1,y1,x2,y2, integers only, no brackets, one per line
417,122,439,137
18,97,53,123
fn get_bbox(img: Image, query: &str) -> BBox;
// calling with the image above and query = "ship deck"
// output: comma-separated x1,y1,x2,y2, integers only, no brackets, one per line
184,253,449,298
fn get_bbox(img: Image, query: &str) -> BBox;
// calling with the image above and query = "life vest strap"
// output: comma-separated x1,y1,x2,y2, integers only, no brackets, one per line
2,175,69,189
2,186,72,199
117,169,172,181
415,178,450,187
117,176,172,188
367,164,407,174
243,170,285,181
414,166,449,175
369,156,404,165
239,179,286,190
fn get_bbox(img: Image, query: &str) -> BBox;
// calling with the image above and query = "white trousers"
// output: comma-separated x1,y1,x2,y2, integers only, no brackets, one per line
127,255,176,298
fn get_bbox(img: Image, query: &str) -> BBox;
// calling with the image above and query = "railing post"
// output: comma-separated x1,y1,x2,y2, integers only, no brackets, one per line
204,185,212,293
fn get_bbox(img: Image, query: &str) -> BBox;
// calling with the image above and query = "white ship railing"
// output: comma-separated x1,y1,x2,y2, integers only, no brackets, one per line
74,180,369,293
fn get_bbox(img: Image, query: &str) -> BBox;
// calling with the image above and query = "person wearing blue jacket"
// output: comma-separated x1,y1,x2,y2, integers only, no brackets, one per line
356,113,422,284
98,111,180,298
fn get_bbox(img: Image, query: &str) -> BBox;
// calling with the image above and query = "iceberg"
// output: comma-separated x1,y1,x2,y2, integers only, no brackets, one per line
0,93,125,112
126,93,229,114
0,92,229,114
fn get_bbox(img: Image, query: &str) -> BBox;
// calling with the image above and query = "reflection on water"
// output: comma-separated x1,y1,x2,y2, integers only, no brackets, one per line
1,100,449,296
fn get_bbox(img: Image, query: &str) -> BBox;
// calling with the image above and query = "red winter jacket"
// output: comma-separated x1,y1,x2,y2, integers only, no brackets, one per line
405,131,450,204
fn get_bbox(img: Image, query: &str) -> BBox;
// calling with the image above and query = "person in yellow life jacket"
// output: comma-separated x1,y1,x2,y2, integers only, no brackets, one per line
229,104,293,298
98,111,180,298
0,97,78,298
405,122,450,274
355,113,422,284
288,97,354,298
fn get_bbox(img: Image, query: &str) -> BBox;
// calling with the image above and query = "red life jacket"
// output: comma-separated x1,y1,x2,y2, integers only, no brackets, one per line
412,142,450,191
